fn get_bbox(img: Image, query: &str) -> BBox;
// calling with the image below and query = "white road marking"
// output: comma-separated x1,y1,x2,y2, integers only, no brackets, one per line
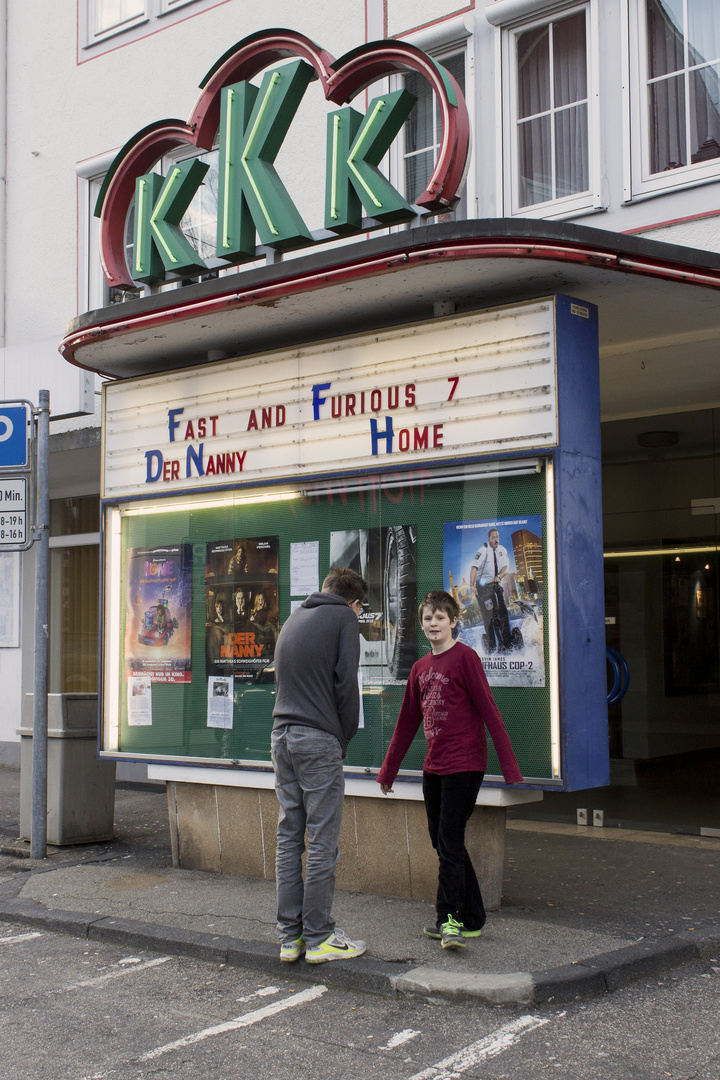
0,932,43,945
51,956,172,994
381,1029,421,1050
141,983,328,1061
408,1015,551,1079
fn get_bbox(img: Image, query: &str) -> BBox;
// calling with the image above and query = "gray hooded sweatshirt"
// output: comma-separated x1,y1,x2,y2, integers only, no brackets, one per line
272,591,361,756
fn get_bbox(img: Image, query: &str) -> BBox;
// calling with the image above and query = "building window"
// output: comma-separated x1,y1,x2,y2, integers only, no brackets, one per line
175,148,219,266
646,0,720,172
93,0,145,36
49,497,100,694
506,6,594,215
631,1,720,196
81,145,220,312
402,52,467,217
80,0,225,57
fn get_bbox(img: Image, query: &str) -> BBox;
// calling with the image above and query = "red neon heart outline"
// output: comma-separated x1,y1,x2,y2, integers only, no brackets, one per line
97,28,470,288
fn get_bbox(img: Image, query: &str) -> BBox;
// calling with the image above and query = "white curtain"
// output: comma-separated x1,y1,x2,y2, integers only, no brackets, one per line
404,54,465,206
516,12,587,206
646,0,720,172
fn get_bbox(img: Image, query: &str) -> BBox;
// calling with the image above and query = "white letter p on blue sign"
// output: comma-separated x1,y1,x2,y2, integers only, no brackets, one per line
0,406,28,467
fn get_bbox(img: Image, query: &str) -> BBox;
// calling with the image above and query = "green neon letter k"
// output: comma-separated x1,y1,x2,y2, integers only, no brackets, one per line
216,60,315,261
132,158,210,285
325,89,417,234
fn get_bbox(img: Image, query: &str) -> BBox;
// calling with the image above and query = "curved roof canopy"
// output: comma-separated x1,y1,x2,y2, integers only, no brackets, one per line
61,218,720,423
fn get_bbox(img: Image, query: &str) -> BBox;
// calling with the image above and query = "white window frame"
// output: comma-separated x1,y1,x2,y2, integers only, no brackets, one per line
86,0,147,43
388,15,476,223
499,0,602,219
627,0,720,200
78,143,240,315
77,153,119,314
79,0,226,57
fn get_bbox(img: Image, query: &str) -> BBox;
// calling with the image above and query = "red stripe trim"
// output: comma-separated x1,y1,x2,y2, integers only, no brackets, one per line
60,236,720,373
623,208,720,234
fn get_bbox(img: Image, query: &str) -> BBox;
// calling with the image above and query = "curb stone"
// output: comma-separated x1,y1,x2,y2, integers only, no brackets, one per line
396,968,534,1006
532,938,701,1003
0,897,714,1006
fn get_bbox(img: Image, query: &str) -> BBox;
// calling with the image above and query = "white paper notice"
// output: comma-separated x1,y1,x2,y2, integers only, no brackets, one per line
357,669,364,729
0,552,20,648
290,541,319,596
127,676,153,725
207,676,234,728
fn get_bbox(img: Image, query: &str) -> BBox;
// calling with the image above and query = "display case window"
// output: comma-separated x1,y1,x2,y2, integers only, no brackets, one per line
102,464,555,780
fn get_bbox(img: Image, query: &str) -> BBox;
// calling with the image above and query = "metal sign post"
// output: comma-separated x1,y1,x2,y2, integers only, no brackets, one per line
0,394,49,858
30,392,50,859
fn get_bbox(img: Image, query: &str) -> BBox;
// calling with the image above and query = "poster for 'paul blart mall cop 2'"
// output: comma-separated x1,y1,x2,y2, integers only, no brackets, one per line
443,517,546,688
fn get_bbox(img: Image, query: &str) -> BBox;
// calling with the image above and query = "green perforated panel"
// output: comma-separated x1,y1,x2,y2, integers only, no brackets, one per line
111,467,552,779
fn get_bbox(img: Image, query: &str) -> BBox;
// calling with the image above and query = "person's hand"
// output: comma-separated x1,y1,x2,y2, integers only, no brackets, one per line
380,783,393,795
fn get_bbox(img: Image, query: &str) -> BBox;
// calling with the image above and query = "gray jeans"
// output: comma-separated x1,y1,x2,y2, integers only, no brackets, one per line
271,725,345,948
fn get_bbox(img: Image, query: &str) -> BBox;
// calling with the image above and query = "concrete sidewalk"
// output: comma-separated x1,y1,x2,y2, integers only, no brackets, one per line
1,767,719,1006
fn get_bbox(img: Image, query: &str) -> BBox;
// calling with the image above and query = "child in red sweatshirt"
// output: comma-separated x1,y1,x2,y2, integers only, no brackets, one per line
377,590,523,949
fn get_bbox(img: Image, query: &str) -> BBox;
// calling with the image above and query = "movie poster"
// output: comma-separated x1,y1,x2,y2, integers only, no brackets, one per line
329,525,417,683
205,536,279,681
443,517,546,687
125,545,192,682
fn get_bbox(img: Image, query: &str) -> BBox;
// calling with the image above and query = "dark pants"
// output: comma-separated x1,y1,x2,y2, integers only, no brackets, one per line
477,582,512,649
422,770,486,930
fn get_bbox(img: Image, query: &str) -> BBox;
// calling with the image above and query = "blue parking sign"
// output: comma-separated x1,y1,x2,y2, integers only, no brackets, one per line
0,406,29,467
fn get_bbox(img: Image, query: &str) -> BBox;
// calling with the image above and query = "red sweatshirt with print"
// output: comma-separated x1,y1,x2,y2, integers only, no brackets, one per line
376,641,523,788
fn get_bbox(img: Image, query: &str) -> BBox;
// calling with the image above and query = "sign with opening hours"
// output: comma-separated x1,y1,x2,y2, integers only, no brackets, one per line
0,478,27,545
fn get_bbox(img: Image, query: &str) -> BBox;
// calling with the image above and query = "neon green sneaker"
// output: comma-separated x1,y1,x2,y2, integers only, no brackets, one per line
305,929,366,964
440,916,466,950
424,923,482,940
280,937,305,962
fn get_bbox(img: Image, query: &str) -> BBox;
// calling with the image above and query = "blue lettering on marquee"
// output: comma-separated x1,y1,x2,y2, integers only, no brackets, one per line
145,449,163,482
370,416,394,455
168,407,185,442
311,382,332,421
186,442,204,477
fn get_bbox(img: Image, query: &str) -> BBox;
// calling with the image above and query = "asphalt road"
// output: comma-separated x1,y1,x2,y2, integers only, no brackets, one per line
2,918,719,1080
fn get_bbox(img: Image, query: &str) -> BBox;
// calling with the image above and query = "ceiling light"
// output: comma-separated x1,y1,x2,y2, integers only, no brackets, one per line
637,430,679,448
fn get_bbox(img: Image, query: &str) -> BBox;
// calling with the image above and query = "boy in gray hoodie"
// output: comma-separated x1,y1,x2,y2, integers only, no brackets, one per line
271,565,367,964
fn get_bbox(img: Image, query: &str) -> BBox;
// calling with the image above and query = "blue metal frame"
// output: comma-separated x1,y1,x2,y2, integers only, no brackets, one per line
552,295,609,789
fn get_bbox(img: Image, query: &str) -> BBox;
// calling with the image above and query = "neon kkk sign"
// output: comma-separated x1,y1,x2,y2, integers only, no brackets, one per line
94,28,470,288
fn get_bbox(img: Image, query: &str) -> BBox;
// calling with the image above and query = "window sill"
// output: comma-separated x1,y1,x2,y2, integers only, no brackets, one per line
627,166,720,205
83,16,150,50
510,194,602,220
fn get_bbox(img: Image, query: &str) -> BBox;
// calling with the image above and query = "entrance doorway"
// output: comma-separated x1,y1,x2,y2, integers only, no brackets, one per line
514,408,720,833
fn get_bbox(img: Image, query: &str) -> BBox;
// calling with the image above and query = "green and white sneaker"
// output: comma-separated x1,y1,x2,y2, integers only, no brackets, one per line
440,916,467,950
280,937,305,962
305,928,366,964
424,922,482,941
